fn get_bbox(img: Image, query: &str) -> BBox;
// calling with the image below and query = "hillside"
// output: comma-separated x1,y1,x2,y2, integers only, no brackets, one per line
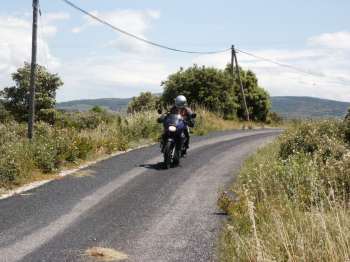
271,96,350,119
57,98,131,112
57,96,350,119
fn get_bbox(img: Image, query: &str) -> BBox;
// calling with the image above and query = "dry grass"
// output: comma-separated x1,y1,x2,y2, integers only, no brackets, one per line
0,109,258,190
85,247,128,261
219,120,350,262
193,108,261,135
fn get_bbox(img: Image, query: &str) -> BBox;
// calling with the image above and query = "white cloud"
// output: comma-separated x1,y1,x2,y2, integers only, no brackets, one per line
72,9,159,35
2,8,349,103
56,8,167,100
308,31,350,49
193,32,350,102
71,9,160,54
0,12,70,89
57,53,170,101
44,12,70,23
40,12,70,37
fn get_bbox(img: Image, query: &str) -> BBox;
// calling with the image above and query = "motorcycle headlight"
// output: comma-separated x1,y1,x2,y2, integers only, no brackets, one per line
168,126,177,132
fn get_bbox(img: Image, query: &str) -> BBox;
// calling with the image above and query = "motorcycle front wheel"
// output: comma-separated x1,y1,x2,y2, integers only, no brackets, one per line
163,141,175,169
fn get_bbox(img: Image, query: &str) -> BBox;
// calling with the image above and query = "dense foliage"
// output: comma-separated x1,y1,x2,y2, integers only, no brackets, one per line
162,65,239,119
226,66,271,121
0,63,63,122
162,64,271,121
0,110,160,187
0,106,255,188
0,101,13,122
127,92,160,113
219,119,350,261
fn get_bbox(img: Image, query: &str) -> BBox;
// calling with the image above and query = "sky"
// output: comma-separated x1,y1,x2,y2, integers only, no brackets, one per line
0,0,349,102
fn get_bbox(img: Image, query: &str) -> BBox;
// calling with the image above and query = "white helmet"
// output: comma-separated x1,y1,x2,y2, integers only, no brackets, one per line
175,95,187,108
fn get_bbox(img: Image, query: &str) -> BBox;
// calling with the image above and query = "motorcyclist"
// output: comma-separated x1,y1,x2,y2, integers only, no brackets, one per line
164,95,195,154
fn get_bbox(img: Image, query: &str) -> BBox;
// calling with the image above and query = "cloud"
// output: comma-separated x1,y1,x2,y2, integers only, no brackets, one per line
55,8,168,100
40,12,70,37
57,54,170,101
0,12,68,89
308,31,350,49
193,32,350,102
2,7,349,103
72,9,159,35
44,12,70,23
71,9,160,54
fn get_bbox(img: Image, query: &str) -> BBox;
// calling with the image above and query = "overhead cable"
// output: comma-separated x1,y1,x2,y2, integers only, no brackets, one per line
60,0,231,55
236,48,350,85
60,0,349,86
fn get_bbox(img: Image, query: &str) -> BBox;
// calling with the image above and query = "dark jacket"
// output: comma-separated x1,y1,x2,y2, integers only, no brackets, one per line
169,106,193,120
169,106,195,127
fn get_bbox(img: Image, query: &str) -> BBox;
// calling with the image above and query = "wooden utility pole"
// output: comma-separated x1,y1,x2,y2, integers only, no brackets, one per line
231,45,250,121
28,0,39,139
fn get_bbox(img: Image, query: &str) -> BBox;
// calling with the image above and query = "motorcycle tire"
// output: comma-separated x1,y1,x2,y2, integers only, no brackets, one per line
173,148,180,166
163,141,175,169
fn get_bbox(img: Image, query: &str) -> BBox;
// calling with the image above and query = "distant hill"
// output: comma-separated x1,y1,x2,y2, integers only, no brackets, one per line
56,96,350,119
271,96,350,119
57,98,131,112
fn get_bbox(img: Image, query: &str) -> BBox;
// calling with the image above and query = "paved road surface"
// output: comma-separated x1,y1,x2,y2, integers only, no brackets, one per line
0,129,281,262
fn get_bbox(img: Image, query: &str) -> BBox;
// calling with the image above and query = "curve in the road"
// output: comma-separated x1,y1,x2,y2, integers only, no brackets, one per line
0,129,281,262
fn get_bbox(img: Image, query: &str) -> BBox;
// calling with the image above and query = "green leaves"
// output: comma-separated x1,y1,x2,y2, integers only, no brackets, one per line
161,64,271,121
0,62,63,122
127,92,160,114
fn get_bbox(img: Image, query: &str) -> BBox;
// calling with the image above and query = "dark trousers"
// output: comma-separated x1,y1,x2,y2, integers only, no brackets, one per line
184,126,190,148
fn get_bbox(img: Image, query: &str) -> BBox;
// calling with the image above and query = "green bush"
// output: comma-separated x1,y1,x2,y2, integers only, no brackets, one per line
0,108,245,188
266,111,283,125
162,64,271,121
279,120,346,160
127,92,160,113
220,120,350,261
0,63,63,122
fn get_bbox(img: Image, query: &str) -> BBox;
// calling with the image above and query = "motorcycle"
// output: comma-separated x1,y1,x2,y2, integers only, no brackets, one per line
158,110,196,169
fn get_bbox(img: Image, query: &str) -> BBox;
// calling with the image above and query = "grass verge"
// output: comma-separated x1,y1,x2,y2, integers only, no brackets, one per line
0,109,264,190
219,120,350,261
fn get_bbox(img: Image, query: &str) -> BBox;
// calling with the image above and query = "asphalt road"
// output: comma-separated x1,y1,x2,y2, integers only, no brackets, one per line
0,129,281,262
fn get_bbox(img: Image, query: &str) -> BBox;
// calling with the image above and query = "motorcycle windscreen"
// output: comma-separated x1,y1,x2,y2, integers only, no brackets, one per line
164,114,182,127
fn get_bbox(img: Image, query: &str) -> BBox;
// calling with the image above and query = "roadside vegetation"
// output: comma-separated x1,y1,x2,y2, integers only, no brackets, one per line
0,62,278,189
219,119,350,261
162,64,271,121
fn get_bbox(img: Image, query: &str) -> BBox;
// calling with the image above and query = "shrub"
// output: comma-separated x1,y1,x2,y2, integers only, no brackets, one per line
127,92,160,113
162,64,271,121
220,119,350,261
266,111,283,125
279,120,346,160
0,63,63,122
0,108,246,188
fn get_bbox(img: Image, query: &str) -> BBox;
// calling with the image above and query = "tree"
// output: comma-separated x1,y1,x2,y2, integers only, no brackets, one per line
127,92,160,113
162,65,239,119
267,112,283,124
90,105,106,113
0,63,63,122
233,68,271,121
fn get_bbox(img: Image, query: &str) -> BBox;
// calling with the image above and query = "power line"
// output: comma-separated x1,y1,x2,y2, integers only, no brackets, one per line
60,0,349,86
60,0,231,55
235,48,350,85
236,48,321,77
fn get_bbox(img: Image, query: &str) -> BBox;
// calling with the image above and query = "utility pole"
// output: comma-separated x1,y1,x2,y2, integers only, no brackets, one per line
28,0,39,139
231,45,250,121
